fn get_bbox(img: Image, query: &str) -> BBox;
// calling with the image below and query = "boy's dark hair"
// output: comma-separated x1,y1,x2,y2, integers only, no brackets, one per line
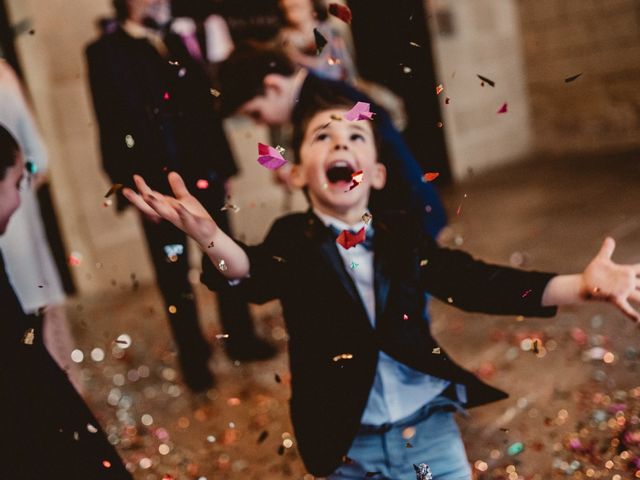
291,93,382,165
0,124,20,180
218,43,297,118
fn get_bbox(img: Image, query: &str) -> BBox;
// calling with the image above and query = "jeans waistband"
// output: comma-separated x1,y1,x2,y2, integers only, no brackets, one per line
357,395,461,435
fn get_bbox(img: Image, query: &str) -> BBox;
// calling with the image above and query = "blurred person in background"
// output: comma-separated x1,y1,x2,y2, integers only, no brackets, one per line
277,0,357,84
0,124,132,479
0,59,81,392
85,0,276,394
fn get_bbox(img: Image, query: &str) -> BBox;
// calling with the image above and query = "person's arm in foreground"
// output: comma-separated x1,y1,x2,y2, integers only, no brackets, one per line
123,172,250,279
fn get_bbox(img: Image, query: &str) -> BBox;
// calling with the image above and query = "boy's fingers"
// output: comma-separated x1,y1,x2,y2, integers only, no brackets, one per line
618,298,640,322
133,174,154,196
122,187,161,219
597,237,615,260
629,290,640,305
168,172,190,198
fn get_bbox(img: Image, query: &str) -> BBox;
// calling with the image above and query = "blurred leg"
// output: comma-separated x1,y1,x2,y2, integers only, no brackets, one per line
140,214,213,391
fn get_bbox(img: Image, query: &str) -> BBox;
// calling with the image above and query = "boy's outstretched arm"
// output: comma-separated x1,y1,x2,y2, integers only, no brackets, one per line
122,172,250,279
541,237,640,321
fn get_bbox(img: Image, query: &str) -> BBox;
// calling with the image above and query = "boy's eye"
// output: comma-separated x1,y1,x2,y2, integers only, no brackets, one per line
314,133,329,141
350,133,365,141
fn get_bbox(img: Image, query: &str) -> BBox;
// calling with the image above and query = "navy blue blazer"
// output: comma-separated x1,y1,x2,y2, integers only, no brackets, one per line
293,74,448,238
201,210,557,475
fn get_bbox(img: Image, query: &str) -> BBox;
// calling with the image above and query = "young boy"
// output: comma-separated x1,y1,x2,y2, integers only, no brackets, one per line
0,125,132,478
218,44,447,239
123,101,639,479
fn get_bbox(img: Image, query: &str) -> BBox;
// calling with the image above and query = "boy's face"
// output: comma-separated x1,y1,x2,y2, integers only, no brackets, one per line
0,153,24,235
237,74,294,125
291,108,386,218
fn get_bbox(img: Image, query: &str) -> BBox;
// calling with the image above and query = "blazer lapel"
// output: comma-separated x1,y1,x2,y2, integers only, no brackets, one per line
304,211,370,317
373,219,392,319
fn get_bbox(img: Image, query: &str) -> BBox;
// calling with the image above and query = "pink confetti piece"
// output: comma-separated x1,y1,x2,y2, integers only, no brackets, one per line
257,143,288,170
497,102,508,114
344,102,375,121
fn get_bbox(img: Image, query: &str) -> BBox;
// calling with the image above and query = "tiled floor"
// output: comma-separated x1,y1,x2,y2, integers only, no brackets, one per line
67,149,640,479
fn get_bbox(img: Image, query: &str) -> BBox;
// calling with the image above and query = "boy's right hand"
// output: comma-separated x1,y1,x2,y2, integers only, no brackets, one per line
122,173,218,248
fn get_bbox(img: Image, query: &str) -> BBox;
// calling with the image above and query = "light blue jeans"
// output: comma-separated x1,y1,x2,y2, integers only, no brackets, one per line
329,396,472,480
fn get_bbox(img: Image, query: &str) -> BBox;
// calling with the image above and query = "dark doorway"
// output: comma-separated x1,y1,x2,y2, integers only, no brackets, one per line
348,0,451,184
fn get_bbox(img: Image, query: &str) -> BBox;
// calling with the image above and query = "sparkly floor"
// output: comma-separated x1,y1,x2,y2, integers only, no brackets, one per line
67,150,640,479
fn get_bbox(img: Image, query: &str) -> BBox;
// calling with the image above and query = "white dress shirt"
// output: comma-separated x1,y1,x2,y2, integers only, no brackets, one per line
313,209,455,425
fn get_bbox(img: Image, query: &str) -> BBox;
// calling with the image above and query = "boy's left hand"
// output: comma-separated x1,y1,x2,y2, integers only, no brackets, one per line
581,237,640,321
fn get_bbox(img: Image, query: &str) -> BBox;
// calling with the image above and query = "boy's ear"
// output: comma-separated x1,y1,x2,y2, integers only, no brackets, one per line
288,164,307,189
370,162,387,190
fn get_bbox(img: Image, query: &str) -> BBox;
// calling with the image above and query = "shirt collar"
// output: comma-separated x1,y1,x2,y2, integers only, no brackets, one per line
312,208,371,234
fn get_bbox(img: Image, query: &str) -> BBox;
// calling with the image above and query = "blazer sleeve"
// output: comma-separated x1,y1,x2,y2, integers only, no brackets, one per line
85,41,135,188
200,220,288,304
419,236,558,318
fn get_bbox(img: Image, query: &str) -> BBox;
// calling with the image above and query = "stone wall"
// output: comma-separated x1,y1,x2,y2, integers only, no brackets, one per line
519,0,640,155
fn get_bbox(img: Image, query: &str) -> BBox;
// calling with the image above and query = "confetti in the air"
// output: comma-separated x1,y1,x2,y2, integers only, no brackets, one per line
25,160,38,174
163,244,184,261
362,212,373,225
497,102,508,114
332,353,354,362
218,259,228,272
22,328,35,345
336,227,366,249
314,28,328,54
420,259,429,267
210,88,221,97
477,74,495,87
68,251,83,266
456,194,467,215
564,73,583,83
344,102,375,121
414,463,433,480
328,3,352,23
220,203,240,213
257,143,288,170
432,347,441,354
125,134,135,148
215,333,230,339
435,84,444,95
345,170,364,191
196,179,209,189
422,172,440,182
104,183,123,198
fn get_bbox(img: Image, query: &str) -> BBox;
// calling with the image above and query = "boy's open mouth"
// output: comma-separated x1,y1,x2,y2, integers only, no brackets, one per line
326,161,355,184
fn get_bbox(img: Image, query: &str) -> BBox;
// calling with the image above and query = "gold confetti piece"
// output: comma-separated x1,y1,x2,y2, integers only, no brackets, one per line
409,41,421,47
218,259,228,272
87,423,98,433
403,66,412,74
102,460,112,469
215,333,230,339
420,259,429,267
362,212,373,225
125,134,135,148
210,88,221,97
104,183,123,198
168,305,177,314
275,145,286,155
73,431,79,441
447,297,454,303
22,328,35,345
220,203,240,213
332,353,354,362
330,114,343,121
432,347,441,354
272,255,286,263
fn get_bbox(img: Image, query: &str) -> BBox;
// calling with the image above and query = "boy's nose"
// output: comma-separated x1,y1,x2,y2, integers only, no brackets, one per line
333,143,348,151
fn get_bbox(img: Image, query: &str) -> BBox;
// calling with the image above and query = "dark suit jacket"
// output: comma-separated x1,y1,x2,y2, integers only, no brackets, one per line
0,253,131,479
86,25,236,212
201,210,557,476
293,74,448,238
